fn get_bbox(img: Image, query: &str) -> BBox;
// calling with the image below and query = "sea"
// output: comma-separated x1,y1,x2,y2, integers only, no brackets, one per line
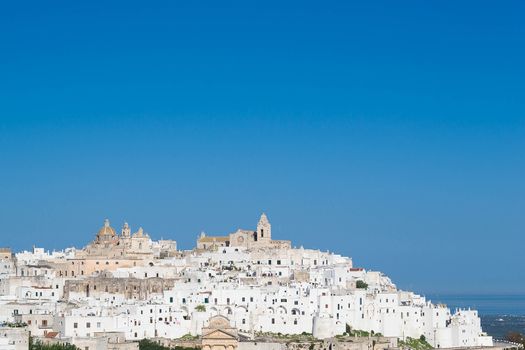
426,294,525,339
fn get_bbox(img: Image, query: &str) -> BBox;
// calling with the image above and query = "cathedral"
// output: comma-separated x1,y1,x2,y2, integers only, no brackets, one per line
196,213,291,250
53,219,158,278
80,219,154,259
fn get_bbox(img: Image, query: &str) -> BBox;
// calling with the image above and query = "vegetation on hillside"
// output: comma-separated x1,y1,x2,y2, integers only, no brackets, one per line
343,324,384,338
506,332,525,348
398,336,433,350
255,331,317,342
30,339,79,350
138,339,199,350
1,321,28,328
176,333,199,341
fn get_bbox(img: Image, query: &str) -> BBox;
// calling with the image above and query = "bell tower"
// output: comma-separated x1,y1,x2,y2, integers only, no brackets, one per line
121,222,131,238
256,213,271,242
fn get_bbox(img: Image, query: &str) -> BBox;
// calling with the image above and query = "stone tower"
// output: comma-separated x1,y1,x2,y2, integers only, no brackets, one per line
256,213,271,242
121,222,131,238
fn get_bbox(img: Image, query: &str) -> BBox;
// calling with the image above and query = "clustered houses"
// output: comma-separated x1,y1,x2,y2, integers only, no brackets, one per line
0,214,492,349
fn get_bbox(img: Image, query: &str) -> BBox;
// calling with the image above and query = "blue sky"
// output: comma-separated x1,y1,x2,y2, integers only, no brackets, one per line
0,1,524,294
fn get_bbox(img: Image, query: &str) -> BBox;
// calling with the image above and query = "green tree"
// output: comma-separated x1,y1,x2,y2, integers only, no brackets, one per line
356,280,368,289
139,339,170,350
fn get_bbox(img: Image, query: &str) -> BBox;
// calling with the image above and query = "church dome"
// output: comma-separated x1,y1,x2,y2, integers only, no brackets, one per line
97,219,116,238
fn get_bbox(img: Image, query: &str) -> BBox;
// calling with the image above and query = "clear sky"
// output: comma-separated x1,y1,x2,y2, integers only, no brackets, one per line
0,1,524,295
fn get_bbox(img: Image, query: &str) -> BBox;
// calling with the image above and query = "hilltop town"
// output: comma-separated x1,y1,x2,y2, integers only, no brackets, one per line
0,214,493,350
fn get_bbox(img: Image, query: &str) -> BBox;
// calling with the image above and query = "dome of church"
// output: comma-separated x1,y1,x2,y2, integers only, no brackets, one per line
97,219,116,238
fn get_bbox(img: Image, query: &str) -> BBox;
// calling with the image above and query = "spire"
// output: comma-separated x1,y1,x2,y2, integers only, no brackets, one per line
258,213,269,224
104,218,110,227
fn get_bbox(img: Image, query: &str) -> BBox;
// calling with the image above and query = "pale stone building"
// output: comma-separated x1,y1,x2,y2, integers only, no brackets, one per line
0,326,29,350
197,214,291,251
202,315,238,350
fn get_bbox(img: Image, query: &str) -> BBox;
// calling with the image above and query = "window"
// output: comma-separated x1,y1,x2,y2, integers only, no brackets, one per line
86,322,91,328
294,319,298,325
271,318,275,324
277,260,281,265
74,323,78,329
97,322,101,328
242,319,246,324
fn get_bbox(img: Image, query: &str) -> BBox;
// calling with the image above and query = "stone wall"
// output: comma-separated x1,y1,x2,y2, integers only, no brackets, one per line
64,276,176,300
